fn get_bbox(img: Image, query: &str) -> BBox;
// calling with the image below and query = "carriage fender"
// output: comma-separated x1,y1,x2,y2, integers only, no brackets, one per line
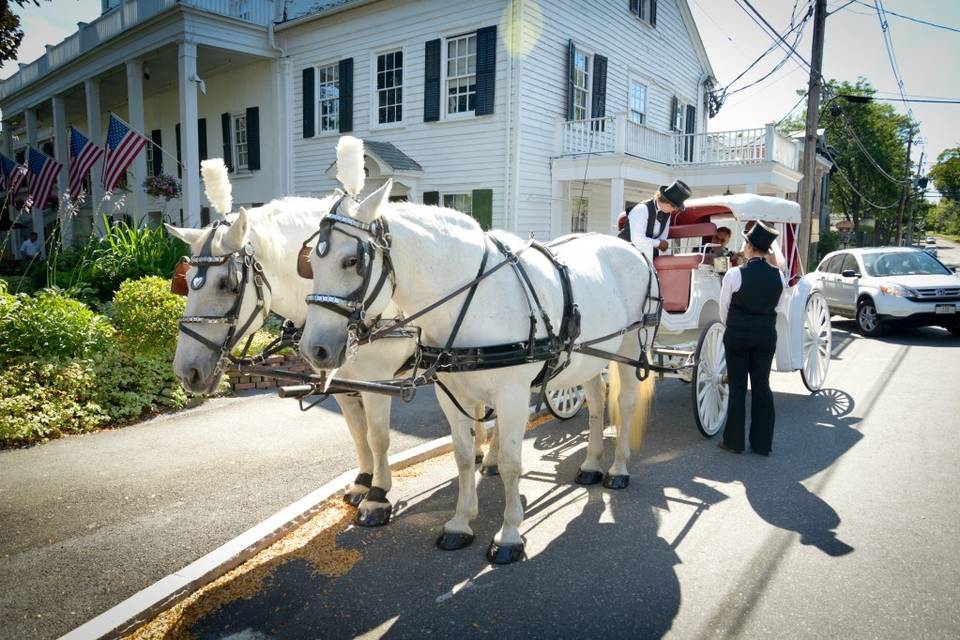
774,278,810,372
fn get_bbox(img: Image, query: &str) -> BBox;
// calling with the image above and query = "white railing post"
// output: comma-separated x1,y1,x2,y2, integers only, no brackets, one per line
614,113,626,155
764,123,775,162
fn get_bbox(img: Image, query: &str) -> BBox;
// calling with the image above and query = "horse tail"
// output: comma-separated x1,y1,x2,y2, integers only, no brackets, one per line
200,158,232,217
607,363,655,454
336,136,365,197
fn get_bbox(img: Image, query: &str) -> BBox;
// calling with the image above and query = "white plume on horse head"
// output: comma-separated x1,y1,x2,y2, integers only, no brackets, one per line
201,158,233,217
336,136,365,198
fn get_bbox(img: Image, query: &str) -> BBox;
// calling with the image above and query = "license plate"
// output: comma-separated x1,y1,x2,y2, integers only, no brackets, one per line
935,304,956,315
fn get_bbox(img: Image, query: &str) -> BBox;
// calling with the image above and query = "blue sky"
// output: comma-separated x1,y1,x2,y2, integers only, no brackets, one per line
3,0,958,182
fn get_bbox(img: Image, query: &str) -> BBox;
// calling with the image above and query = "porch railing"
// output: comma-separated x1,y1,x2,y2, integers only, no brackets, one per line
0,0,277,101
559,115,801,171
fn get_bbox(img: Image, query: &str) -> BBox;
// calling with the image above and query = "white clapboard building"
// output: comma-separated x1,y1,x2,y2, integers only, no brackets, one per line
0,0,818,252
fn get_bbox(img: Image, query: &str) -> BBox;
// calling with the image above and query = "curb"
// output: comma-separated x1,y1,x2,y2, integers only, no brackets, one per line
60,435,456,640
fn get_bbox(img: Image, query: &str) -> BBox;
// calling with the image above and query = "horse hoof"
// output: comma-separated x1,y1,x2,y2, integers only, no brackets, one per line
603,474,630,490
480,464,499,476
436,531,475,551
343,491,365,508
475,454,484,465
575,469,604,485
486,541,524,565
356,503,392,527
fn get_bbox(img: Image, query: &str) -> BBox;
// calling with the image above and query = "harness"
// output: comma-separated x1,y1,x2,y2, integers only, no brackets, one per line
174,219,275,365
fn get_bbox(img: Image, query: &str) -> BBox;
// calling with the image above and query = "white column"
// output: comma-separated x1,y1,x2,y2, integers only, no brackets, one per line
3,122,21,259
85,78,106,235
52,95,72,247
609,177,625,234
178,42,201,227
273,57,291,198
126,60,147,222
23,108,44,255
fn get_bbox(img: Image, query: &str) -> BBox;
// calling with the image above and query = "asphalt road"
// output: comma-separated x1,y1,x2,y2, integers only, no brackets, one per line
165,322,960,639
932,234,960,270
0,387,449,640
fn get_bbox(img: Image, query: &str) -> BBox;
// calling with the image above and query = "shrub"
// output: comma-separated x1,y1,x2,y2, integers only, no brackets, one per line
111,276,185,354
0,288,114,363
817,230,841,260
90,219,187,296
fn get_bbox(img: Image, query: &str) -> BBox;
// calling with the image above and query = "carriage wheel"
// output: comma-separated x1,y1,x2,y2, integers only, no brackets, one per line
692,321,728,438
801,291,832,392
545,384,585,420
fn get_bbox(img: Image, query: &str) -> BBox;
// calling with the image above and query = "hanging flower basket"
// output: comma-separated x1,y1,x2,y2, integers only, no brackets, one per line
143,174,182,201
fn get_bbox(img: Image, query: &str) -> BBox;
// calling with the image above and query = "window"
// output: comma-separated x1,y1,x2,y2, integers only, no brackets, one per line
317,63,340,133
573,50,590,121
145,144,156,177
571,196,588,233
840,254,860,275
377,50,403,124
233,114,248,171
630,0,654,24
628,81,647,124
446,33,477,115
822,254,844,274
674,101,685,132
443,192,472,215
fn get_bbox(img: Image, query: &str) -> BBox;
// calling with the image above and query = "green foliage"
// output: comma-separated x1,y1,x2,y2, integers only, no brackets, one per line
929,147,960,202
817,230,840,259
0,288,114,363
111,276,185,354
925,200,960,237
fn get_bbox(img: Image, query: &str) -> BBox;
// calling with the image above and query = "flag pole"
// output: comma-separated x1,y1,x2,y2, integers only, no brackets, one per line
107,111,184,169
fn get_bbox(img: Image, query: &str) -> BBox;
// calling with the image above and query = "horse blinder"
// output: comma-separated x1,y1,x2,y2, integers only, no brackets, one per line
171,259,190,296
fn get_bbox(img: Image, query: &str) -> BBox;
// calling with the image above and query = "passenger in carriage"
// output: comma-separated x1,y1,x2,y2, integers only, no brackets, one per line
618,179,691,259
699,226,732,257
717,221,785,456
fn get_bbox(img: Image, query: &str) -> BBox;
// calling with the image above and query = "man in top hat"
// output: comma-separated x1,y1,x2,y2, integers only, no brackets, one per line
618,180,692,260
717,221,785,456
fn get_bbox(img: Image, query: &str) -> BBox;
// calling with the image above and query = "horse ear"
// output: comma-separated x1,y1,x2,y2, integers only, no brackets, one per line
164,223,204,247
219,207,249,252
354,179,392,223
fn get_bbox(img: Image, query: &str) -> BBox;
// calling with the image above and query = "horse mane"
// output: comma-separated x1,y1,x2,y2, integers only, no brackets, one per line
388,202,482,237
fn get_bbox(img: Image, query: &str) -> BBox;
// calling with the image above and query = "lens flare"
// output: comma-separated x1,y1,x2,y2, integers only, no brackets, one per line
501,0,544,59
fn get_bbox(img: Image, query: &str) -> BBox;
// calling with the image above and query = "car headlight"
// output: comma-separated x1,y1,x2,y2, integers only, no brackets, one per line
879,284,916,297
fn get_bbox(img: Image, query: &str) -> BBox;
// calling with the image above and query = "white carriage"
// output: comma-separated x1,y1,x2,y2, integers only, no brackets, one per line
546,194,832,434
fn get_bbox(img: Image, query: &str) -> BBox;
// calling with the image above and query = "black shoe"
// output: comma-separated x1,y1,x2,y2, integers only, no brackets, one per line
718,441,743,454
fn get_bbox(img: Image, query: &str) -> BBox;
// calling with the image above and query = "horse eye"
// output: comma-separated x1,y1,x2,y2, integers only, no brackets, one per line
218,278,230,291
342,256,358,269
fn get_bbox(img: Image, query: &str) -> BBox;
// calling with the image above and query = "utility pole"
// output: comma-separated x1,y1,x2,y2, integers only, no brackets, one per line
907,149,923,245
799,0,827,266
895,127,914,246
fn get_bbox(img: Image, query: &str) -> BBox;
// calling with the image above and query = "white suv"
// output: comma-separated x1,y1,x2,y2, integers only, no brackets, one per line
804,247,960,337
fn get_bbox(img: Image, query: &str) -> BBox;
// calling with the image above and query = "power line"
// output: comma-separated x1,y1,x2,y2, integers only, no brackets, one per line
873,0,914,120
737,0,814,74
822,146,902,210
829,98,905,185
854,0,960,34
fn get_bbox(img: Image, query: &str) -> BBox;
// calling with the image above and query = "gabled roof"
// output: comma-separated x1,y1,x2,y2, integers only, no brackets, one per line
324,140,423,177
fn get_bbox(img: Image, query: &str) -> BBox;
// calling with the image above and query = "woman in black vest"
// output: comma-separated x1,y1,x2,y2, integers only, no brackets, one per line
718,222,785,455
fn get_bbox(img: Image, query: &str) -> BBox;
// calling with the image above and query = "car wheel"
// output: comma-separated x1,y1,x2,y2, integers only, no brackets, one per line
856,298,885,337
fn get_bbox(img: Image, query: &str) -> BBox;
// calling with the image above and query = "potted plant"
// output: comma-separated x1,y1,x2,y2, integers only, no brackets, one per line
143,174,182,201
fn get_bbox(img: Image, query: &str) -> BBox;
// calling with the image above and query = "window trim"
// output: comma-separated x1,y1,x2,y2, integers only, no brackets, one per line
232,113,249,173
627,77,648,125
441,31,479,120
629,0,654,25
145,142,156,177
369,46,406,130
314,60,342,137
441,191,473,214
571,47,592,122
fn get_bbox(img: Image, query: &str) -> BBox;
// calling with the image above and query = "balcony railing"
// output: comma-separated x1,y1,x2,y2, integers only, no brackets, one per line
0,0,277,101
559,115,801,170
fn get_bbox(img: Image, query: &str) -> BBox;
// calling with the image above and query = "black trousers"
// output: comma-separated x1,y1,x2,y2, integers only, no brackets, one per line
722,322,777,453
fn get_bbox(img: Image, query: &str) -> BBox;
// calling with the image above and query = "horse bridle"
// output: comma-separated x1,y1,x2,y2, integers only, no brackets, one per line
300,197,394,340
174,219,273,365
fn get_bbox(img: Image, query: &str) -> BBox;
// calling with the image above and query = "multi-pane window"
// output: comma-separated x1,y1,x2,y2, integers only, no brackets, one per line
570,196,588,233
377,50,403,124
630,0,654,23
629,81,647,124
233,114,248,171
317,63,340,133
573,50,590,120
442,193,472,216
446,34,477,115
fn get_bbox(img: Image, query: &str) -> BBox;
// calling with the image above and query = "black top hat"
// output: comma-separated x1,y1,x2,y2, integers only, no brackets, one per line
658,180,692,210
746,221,779,253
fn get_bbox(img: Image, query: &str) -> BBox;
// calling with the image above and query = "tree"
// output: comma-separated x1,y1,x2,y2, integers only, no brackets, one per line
781,78,915,246
1,0,42,65
929,147,960,202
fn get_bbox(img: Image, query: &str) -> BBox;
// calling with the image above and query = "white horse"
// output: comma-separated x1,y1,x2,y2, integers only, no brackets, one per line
299,137,656,563
166,159,494,527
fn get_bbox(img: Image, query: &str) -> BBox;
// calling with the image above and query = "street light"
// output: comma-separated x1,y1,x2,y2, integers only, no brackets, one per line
823,93,873,118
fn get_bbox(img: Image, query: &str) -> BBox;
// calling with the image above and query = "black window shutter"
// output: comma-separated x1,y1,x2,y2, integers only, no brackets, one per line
630,0,639,16
424,39,441,122
475,26,497,116
15,149,24,163
302,67,315,138
423,191,439,206
246,107,260,170
669,96,678,130
685,105,696,134
200,206,210,227
150,129,163,176
175,123,182,179
339,58,353,133
42,141,53,156
471,189,493,230
651,0,657,27
591,55,607,118
221,112,233,172
566,40,576,120
198,119,207,162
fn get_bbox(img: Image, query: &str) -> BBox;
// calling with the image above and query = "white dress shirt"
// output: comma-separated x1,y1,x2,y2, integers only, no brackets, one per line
719,261,787,325
627,202,671,259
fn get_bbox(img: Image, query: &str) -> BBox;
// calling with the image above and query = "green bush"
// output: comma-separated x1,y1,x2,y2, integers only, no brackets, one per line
111,276,185,354
0,288,114,363
817,230,841,260
88,219,187,298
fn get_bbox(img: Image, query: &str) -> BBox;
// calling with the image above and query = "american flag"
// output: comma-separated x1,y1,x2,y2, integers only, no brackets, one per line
68,126,103,198
102,113,147,193
26,147,62,210
0,153,27,200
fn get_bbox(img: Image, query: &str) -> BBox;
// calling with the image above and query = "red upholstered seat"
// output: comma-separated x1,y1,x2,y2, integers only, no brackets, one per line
653,254,704,271
654,254,705,313
667,222,717,240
